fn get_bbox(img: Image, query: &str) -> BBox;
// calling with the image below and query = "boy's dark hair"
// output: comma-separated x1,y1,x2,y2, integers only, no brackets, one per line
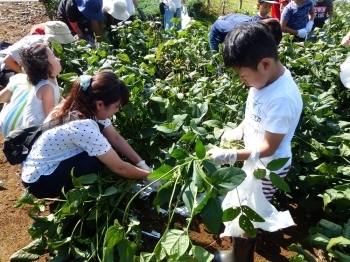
52,71,130,120
259,18,282,45
223,22,279,70
19,43,52,85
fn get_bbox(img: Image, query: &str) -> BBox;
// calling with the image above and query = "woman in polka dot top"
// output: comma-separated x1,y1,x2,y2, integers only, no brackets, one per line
21,72,151,198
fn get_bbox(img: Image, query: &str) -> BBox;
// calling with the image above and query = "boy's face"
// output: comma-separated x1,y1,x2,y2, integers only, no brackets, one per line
257,2,273,16
232,60,271,89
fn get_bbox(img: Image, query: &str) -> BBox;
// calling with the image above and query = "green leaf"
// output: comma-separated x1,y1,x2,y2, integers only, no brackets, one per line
326,236,350,251
191,246,214,262
171,149,188,159
117,238,137,262
147,165,173,180
139,252,157,262
304,232,330,248
102,186,118,196
161,229,190,257
253,169,266,179
201,197,223,235
49,237,72,249
14,189,37,208
77,174,98,184
195,139,206,159
66,188,87,213
241,205,265,222
182,182,197,217
266,158,290,171
238,215,256,237
179,131,196,142
318,219,342,238
211,167,246,195
269,172,291,192
288,244,316,262
222,207,241,222
315,163,337,175
103,222,125,262
202,120,222,128
10,249,41,261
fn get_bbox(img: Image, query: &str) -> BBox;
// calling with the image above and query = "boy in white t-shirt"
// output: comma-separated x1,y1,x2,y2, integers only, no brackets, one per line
208,22,302,262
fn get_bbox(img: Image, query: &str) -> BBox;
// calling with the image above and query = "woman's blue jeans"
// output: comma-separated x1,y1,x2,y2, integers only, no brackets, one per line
164,5,181,31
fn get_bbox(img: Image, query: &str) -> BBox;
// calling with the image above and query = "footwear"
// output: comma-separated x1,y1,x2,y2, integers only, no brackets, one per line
213,236,257,262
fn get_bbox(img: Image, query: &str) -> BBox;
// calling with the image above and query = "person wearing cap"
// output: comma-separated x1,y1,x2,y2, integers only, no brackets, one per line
250,0,279,21
103,0,130,29
280,0,315,42
0,21,74,88
313,0,333,29
271,0,289,21
57,0,104,44
209,0,278,51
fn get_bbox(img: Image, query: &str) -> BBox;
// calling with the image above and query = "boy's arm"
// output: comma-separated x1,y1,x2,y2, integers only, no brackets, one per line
236,131,285,161
308,9,315,21
280,20,298,35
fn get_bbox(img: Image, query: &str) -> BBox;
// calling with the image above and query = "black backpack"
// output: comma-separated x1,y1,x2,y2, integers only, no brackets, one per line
3,114,104,165
3,123,51,165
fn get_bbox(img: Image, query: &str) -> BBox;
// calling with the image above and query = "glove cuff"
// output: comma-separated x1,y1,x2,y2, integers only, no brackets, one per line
136,160,146,167
136,6,142,11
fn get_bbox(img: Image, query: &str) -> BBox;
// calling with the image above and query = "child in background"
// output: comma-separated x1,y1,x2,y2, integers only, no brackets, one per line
208,22,302,261
280,0,315,41
209,0,279,51
0,73,32,135
20,43,63,126
21,72,151,199
313,0,333,29
250,0,279,21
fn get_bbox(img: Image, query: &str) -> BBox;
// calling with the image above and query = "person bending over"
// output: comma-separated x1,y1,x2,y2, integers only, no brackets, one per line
21,72,151,199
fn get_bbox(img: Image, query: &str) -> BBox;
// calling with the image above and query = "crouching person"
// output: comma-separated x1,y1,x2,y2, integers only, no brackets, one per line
21,72,151,199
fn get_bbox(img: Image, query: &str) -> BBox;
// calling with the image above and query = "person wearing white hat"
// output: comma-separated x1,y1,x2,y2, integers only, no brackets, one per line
0,21,75,88
103,0,131,28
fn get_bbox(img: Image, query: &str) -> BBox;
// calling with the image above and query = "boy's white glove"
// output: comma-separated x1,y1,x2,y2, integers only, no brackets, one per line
207,148,237,165
305,21,314,33
169,1,176,12
136,160,152,172
297,28,307,38
221,128,243,145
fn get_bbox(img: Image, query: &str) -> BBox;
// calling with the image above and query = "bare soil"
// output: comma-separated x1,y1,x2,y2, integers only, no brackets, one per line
0,2,324,261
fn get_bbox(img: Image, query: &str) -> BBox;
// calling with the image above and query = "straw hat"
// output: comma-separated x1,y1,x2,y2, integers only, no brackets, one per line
44,21,75,44
103,0,130,21
77,0,104,21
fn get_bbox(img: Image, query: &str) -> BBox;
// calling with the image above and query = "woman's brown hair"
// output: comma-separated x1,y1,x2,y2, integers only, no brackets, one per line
52,71,129,120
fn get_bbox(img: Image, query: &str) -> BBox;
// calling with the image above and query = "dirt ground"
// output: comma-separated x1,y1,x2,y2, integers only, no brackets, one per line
0,2,324,262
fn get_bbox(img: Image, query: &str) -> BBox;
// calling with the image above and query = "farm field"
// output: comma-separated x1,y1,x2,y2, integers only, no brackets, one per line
1,0,350,261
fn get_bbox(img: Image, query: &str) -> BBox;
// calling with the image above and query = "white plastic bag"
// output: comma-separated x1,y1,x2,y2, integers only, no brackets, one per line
181,12,191,29
220,150,294,238
340,56,350,89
